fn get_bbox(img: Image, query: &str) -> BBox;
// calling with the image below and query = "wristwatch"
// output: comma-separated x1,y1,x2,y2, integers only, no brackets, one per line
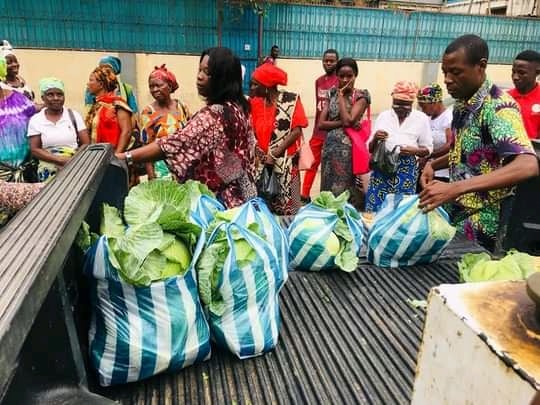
125,151,133,167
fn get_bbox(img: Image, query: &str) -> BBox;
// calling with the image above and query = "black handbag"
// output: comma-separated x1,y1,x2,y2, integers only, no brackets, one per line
257,165,279,201
370,140,400,176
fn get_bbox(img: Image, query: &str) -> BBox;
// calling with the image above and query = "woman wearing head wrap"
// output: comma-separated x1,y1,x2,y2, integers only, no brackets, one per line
0,55,42,227
140,64,191,179
84,55,138,113
85,65,133,152
0,55,36,180
249,63,308,215
116,47,257,208
27,77,90,182
365,80,433,212
318,57,371,210
0,40,35,101
417,83,452,182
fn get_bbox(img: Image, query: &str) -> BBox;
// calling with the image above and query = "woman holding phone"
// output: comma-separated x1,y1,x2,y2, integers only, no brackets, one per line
319,57,370,210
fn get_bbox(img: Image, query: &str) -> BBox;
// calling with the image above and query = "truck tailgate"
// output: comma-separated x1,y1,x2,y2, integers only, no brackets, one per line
99,236,480,404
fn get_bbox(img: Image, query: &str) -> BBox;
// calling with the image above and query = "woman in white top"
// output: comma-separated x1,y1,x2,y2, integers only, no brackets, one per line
28,78,90,182
417,83,452,181
366,81,433,212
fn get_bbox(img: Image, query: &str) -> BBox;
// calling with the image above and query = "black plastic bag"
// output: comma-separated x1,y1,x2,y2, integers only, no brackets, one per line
257,165,279,200
370,140,400,176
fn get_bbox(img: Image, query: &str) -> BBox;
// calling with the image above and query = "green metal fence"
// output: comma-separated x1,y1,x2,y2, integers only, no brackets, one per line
1,0,538,64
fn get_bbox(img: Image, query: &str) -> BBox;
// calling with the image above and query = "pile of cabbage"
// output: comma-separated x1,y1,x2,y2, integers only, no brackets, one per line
458,250,540,283
367,194,456,267
195,203,285,314
77,180,215,286
287,191,363,272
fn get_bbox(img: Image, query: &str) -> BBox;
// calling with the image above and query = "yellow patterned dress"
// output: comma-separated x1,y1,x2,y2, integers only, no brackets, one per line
139,100,190,178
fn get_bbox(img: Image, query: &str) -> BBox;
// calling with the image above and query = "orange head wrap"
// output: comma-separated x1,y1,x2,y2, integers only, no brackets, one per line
391,81,419,102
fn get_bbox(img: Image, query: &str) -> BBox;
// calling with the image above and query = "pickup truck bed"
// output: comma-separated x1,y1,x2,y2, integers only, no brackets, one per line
100,237,481,405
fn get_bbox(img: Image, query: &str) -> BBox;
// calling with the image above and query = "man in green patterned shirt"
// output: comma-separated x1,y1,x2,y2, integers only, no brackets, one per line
420,34,539,251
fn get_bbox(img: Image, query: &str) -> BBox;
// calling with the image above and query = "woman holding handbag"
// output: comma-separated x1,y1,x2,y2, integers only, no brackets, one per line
249,63,308,216
319,58,371,210
28,78,90,182
365,81,433,212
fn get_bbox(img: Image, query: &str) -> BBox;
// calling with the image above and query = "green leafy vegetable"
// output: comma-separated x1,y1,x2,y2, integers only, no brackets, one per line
161,238,191,270
196,209,263,314
458,250,540,283
295,191,359,272
427,210,456,241
101,204,125,239
75,221,99,252
88,180,215,286
124,180,189,230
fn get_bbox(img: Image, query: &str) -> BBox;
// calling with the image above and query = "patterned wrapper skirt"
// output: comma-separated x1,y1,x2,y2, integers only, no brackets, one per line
320,128,365,210
256,151,301,217
38,146,76,182
365,155,418,212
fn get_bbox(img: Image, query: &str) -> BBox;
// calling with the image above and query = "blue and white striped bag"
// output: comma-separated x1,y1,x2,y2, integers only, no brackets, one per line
367,194,456,267
201,200,288,359
229,198,288,271
84,236,211,386
190,194,225,229
287,203,363,272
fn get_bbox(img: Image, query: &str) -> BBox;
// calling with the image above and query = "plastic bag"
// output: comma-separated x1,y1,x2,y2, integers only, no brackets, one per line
367,194,456,267
344,105,372,175
256,164,279,201
287,191,363,272
190,194,225,230
84,236,211,386
369,140,400,175
197,199,288,359
299,138,315,171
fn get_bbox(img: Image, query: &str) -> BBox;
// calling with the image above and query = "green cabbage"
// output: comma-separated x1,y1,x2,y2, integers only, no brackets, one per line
458,250,539,283
124,180,191,231
82,180,213,286
196,208,261,315
75,220,99,252
306,191,359,272
427,210,456,241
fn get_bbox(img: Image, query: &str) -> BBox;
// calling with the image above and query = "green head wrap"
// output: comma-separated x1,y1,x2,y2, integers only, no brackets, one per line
39,77,65,96
0,56,6,81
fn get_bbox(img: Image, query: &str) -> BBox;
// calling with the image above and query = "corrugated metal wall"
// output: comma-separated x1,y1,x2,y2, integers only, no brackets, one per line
1,0,217,53
264,4,540,63
1,0,538,64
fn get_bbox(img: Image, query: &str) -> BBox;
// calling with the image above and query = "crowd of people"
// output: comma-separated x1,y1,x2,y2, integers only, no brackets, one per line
0,35,539,251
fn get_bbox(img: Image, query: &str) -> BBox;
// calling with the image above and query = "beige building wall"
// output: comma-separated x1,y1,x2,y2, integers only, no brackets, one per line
444,0,537,16
14,48,513,120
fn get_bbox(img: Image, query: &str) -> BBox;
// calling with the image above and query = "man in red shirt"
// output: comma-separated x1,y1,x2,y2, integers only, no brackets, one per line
260,45,279,66
301,49,339,203
508,50,540,139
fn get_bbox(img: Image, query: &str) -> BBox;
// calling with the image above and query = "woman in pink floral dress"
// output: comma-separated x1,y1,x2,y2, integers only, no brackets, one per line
116,47,257,208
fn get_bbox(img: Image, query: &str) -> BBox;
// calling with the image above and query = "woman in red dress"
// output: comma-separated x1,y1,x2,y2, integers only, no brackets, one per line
249,63,308,216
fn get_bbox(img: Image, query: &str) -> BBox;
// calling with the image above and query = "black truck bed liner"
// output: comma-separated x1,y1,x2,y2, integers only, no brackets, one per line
100,237,481,405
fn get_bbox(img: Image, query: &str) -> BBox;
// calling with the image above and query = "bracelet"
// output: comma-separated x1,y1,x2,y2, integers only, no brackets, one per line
125,151,133,167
